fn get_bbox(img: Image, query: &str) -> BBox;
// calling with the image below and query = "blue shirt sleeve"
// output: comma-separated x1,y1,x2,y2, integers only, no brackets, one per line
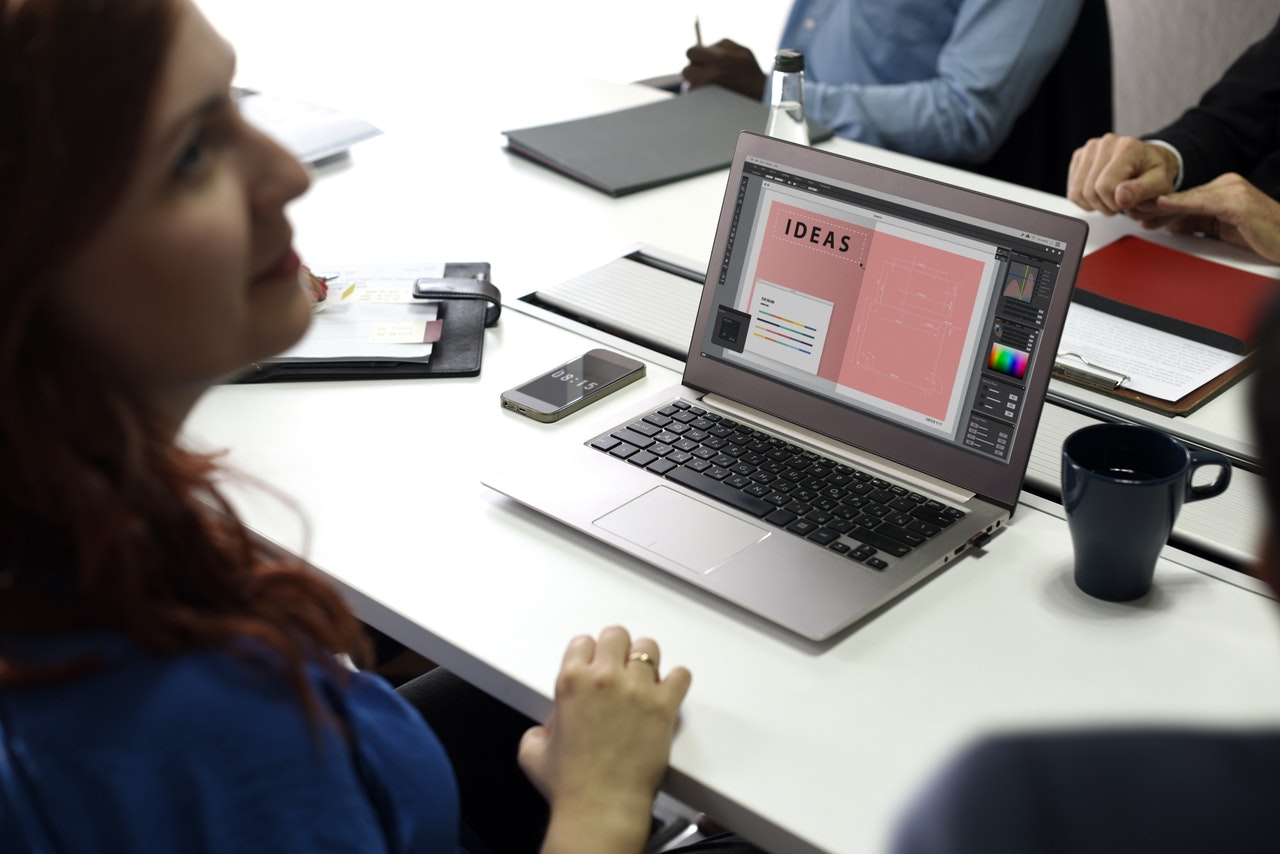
776,0,1084,163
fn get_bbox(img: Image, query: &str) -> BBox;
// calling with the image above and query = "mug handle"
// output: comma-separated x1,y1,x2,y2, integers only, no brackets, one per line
1185,450,1232,501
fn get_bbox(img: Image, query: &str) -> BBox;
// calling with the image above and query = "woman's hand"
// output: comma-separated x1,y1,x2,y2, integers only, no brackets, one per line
519,626,692,854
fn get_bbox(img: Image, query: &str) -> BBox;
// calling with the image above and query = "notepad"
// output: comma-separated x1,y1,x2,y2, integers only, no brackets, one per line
275,266,441,362
529,249,703,358
503,85,832,197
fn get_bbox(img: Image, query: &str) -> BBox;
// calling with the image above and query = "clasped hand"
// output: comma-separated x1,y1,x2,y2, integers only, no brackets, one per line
1068,133,1280,263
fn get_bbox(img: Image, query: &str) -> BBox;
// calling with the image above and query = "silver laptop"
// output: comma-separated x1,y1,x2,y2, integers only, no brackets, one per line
487,132,1087,641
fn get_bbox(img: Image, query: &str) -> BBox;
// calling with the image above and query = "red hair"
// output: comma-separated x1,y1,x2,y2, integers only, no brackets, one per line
0,0,368,704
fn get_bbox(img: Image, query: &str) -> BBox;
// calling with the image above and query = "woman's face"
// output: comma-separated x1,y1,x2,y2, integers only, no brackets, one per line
57,0,311,423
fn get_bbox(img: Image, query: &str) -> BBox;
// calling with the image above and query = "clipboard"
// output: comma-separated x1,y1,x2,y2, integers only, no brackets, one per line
1052,237,1273,414
1053,350,1254,415
233,264,500,383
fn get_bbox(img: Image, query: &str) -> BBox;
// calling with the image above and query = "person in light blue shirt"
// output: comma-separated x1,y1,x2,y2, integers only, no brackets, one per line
683,0,1084,165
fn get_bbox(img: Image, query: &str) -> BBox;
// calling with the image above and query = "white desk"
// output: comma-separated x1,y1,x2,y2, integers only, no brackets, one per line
187,309,1280,854
187,3,1280,851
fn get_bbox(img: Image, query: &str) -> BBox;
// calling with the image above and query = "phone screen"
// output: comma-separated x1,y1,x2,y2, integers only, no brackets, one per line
502,349,645,421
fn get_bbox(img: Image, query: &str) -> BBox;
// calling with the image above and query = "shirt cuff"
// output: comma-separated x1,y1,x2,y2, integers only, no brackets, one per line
1145,139,1185,191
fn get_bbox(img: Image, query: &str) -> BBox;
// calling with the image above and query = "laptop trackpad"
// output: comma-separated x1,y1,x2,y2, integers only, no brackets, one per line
594,486,768,574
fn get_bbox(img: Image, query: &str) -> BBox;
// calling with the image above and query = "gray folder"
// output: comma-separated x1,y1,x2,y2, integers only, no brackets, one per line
503,85,832,197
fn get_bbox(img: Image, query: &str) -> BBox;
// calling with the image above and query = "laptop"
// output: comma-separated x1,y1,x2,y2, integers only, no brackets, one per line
486,132,1087,641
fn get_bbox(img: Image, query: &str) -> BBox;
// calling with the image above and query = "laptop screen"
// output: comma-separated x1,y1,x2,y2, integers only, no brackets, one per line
685,133,1087,509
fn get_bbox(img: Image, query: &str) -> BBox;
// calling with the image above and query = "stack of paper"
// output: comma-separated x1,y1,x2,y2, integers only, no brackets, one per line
236,89,382,164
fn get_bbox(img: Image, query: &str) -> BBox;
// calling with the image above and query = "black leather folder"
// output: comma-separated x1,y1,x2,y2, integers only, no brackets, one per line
233,264,500,383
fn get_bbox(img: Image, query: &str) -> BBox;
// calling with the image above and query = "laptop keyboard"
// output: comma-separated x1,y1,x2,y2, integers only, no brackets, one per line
589,400,967,570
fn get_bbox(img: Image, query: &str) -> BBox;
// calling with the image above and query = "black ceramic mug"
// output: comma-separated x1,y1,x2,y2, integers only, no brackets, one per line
1061,423,1232,601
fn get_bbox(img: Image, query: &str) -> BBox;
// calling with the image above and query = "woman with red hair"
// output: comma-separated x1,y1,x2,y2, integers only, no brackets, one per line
0,1,691,851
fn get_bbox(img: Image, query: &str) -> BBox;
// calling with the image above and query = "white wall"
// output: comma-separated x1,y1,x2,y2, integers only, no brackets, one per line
1107,0,1280,135
207,1,1279,143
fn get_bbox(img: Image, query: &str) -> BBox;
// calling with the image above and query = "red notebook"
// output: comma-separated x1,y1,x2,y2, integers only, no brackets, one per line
1073,235,1280,354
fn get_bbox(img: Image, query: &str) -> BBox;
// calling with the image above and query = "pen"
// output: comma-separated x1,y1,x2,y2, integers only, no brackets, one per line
695,16,703,46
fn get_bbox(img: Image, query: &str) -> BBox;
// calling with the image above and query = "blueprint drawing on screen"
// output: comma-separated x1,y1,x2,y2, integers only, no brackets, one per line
733,191,998,440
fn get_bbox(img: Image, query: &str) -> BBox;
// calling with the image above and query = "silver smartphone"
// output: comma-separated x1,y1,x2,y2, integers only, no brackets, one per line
500,349,646,423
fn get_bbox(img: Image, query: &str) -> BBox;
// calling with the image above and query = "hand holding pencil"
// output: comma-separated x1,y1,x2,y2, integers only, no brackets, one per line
682,15,767,101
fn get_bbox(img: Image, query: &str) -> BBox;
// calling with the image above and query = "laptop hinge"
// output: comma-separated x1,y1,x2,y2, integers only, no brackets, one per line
701,394,977,506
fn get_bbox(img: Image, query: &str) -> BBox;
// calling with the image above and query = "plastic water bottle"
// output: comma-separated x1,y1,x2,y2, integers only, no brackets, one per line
765,49,809,145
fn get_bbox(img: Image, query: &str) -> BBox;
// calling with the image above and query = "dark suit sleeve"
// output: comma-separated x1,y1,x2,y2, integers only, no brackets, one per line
891,730,1280,854
1150,15,1280,197
890,738,1055,854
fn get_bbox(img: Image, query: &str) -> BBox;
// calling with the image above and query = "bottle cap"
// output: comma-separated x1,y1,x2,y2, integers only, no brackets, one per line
774,49,804,73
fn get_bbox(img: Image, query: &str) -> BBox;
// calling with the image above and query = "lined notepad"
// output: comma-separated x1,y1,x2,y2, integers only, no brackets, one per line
535,253,704,357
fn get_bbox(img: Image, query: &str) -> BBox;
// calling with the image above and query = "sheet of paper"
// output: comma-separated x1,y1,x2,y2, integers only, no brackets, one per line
238,91,382,163
1057,304,1246,401
370,320,443,344
313,282,356,313
276,266,441,361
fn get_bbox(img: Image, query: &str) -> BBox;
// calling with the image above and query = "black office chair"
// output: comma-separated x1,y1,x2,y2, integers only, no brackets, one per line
966,0,1114,194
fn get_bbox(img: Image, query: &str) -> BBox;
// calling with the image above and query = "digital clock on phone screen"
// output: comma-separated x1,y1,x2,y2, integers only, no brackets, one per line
500,349,646,423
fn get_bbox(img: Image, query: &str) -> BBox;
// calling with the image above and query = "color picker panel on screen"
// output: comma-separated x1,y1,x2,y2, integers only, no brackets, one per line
987,342,1029,380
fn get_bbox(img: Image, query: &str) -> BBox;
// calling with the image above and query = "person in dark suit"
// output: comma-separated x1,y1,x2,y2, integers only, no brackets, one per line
1068,15,1280,263
889,291,1280,853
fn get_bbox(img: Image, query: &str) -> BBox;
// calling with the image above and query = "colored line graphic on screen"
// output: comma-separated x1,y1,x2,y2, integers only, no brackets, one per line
743,280,834,373
753,310,817,353
988,342,1029,380
1002,265,1037,303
